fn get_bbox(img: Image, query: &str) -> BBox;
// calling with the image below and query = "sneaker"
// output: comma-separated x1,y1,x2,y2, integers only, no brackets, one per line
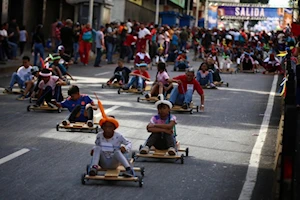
107,81,112,85
87,120,93,127
47,102,56,108
118,80,123,85
210,83,216,88
168,147,176,156
4,87,12,93
122,85,129,90
16,95,25,101
62,119,70,126
145,93,150,99
89,165,99,176
123,168,134,177
137,88,143,92
182,103,188,109
139,146,149,154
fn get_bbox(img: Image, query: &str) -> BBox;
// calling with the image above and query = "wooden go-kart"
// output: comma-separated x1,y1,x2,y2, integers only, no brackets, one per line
118,85,151,95
171,101,199,114
27,101,62,113
101,82,122,89
81,157,144,187
134,141,189,164
219,68,237,74
137,94,170,103
56,121,99,133
2,87,23,94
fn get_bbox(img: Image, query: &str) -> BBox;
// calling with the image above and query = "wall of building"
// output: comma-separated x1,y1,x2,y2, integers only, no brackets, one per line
125,0,155,23
110,0,125,22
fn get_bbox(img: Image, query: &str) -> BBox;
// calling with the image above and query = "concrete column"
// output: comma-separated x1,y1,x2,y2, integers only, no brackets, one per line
74,4,79,23
88,0,94,25
59,0,63,20
155,0,160,24
195,0,199,27
1,0,9,24
42,0,47,25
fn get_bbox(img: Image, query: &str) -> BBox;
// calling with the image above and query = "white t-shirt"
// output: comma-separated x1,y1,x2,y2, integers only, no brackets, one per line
38,76,59,95
278,33,285,44
0,29,7,37
17,66,32,81
19,30,27,42
138,28,150,39
94,131,132,158
156,71,169,85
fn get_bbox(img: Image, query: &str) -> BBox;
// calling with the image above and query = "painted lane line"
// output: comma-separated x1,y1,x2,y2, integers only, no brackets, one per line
95,105,120,118
0,148,30,165
94,72,110,76
238,74,278,200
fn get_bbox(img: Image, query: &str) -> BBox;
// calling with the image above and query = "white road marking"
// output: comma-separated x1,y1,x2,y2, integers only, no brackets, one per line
95,105,120,118
218,87,275,95
0,148,30,165
94,72,110,76
238,75,278,200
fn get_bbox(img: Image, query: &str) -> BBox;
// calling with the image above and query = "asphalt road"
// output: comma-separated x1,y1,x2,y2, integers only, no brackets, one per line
0,59,281,200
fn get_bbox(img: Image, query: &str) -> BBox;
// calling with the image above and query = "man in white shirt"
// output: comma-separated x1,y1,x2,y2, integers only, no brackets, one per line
5,56,32,92
137,23,150,52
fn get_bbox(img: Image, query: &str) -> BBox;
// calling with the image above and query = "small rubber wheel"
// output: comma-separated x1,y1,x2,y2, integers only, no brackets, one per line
27,105,31,112
56,124,59,132
226,83,229,87
185,148,189,157
138,176,143,187
137,97,140,102
29,98,32,103
58,108,62,113
117,88,121,94
101,84,104,88
196,106,199,113
95,126,99,134
190,109,193,114
140,167,145,176
81,173,86,185
180,154,184,164
131,151,136,159
139,145,143,151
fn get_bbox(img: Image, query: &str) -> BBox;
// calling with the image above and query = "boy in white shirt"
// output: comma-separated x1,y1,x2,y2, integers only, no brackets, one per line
5,56,32,93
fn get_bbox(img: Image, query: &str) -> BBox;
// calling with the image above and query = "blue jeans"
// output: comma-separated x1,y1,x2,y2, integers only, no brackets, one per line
169,86,193,105
8,41,17,58
196,71,213,86
107,42,113,63
73,42,79,62
94,48,102,66
174,61,188,70
9,72,25,88
180,41,187,51
36,86,63,106
34,43,44,66
127,76,144,89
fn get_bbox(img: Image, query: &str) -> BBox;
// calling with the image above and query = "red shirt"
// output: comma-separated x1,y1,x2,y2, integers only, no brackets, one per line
124,34,136,46
132,69,150,79
173,75,203,95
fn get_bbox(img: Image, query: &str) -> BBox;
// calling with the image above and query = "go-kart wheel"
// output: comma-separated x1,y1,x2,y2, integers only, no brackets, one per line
226,83,229,87
139,145,143,151
190,109,193,114
101,84,104,88
81,173,86,185
56,124,59,132
131,151,136,159
196,106,199,113
95,126,99,134
86,164,90,174
27,105,31,112
117,88,121,94
58,108,62,113
29,98,32,103
137,97,140,102
140,167,145,177
185,148,189,157
180,154,184,164
138,176,143,187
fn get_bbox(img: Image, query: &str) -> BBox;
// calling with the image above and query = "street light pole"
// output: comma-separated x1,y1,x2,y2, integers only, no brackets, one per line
155,0,160,24
187,0,191,15
88,0,94,25
195,0,200,27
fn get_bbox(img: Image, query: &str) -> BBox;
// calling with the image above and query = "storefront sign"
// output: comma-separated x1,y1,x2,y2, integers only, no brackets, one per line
129,0,142,6
170,0,185,8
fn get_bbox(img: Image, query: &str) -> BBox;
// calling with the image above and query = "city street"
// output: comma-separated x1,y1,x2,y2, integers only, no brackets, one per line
0,60,281,200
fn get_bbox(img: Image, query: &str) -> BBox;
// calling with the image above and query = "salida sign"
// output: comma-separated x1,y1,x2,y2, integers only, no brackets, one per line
218,6,289,20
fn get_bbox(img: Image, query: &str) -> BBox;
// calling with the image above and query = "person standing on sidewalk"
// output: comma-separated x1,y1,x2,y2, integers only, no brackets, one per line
32,24,45,66
94,25,105,67
19,25,28,56
73,22,81,64
60,19,74,55
105,23,116,64
79,23,93,66
8,18,19,60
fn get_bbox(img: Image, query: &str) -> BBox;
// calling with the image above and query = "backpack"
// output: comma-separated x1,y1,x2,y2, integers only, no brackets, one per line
82,31,92,41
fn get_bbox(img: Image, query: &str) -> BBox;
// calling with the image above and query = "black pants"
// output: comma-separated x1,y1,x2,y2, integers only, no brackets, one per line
146,133,175,150
68,105,93,123
36,86,63,106
19,42,26,55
